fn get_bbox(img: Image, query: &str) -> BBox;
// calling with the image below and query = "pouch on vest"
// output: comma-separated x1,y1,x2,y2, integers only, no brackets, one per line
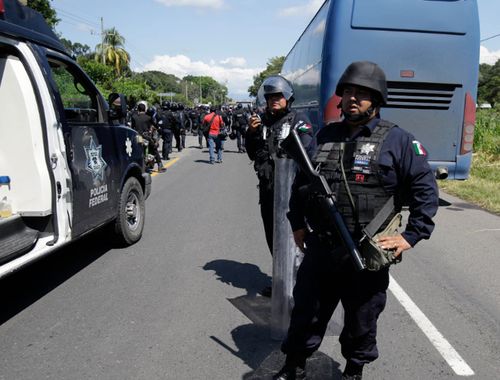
359,213,402,271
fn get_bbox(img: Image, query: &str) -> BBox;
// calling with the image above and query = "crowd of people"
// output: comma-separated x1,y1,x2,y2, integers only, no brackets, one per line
127,100,254,171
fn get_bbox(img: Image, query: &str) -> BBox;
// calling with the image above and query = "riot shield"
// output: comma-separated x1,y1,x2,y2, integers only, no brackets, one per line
270,156,302,340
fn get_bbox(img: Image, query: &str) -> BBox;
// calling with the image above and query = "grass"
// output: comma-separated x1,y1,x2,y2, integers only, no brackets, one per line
438,109,500,215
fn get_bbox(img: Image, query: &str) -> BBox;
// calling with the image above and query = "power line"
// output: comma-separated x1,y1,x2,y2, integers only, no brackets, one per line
55,7,151,70
54,7,100,28
481,33,500,43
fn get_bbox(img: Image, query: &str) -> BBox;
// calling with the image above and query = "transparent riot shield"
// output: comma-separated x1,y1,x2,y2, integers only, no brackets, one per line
269,130,345,340
270,156,302,340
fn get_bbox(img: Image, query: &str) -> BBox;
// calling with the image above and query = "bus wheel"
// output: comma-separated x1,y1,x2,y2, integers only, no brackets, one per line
114,177,145,245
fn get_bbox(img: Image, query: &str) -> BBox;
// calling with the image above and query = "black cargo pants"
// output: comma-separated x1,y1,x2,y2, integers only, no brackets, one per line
281,233,389,367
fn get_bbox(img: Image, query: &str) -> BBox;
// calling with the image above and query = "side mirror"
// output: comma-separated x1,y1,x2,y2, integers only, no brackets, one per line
108,93,127,120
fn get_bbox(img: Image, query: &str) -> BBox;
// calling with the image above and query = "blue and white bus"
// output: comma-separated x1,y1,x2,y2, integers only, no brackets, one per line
281,0,480,179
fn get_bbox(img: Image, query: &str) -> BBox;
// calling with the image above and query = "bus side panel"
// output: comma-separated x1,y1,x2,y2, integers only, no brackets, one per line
320,0,479,178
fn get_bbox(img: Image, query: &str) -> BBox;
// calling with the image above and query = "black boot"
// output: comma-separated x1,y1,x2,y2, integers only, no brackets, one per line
273,365,306,380
342,361,363,380
273,355,306,380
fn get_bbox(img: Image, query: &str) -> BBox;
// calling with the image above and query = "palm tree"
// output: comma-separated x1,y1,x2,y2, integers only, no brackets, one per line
95,27,130,76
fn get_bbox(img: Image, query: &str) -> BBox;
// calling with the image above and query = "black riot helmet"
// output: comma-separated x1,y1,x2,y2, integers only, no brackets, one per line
335,61,388,105
162,101,171,110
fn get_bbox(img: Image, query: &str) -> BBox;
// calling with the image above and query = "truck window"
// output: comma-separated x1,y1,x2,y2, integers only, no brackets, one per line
47,59,102,124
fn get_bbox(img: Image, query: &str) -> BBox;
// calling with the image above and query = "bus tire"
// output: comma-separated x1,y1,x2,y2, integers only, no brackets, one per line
114,177,145,245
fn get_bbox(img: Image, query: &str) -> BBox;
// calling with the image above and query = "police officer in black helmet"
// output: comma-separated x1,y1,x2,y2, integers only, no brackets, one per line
158,101,174,160
274,62,439,379
246,75,313,297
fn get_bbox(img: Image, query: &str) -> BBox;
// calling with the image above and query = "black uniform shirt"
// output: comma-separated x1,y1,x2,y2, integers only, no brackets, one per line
245,110,313,163
287,117,439,247
131,113,152,135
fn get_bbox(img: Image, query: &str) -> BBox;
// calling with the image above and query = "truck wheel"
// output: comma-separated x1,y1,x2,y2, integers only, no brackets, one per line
114,177,145,245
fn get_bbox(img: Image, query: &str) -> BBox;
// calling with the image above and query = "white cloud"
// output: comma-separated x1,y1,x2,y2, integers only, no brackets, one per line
480,46,500,65
220,57,247,67
140,54,262,99
279,0,323,17
154,0,223,8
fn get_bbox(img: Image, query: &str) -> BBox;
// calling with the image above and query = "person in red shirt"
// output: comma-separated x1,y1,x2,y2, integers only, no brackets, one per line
202,106,225,164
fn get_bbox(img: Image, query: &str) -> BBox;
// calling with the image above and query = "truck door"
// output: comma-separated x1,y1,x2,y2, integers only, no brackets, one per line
43,55,120,237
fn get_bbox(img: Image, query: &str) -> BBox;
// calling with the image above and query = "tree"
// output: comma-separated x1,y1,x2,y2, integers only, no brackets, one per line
110,77,155,106
27,0,59,28
477,60,500,107
78,58,114,87
95,27,130,77
133,71,182,93
60,38,91,58
184,75,228,104
248,56,285,97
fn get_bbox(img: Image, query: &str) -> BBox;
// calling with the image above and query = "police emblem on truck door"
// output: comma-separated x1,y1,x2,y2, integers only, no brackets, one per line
84,137,108,181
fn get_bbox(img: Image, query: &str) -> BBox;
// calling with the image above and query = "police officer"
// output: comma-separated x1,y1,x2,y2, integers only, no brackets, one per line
189,107,200,137
177,103,187,150
131,103,165,173
157,101,174,160
232,103,249,153
246,75,313,297
274,61,439,380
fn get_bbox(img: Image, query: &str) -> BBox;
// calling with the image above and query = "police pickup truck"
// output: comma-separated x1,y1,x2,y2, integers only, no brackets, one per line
0,0,151,278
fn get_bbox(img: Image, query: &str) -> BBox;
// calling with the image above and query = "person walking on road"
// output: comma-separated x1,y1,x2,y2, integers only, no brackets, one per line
273,61,439,380
203,106,225,164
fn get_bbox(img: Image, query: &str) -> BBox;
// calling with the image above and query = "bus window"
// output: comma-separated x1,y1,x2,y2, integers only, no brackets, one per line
282,0,330,110
352,0,469,34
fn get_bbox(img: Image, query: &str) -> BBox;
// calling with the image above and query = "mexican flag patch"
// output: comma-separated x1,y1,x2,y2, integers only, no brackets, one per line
412,140,427,156
296,120,312,133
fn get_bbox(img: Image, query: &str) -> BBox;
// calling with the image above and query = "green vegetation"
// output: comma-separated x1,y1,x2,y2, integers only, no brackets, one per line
95,28,130,77
26,1,229,106
439,109,500,214
478,60,500,107
248,56,285,97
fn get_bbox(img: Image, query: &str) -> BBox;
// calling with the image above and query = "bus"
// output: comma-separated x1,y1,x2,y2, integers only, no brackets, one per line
281,0,480,180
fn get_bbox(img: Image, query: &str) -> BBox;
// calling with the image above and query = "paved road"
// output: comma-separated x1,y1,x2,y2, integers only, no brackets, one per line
1,136,499,379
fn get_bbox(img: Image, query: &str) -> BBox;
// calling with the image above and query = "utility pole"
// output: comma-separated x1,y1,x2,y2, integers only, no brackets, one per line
100,17,105,65
199,77,202,104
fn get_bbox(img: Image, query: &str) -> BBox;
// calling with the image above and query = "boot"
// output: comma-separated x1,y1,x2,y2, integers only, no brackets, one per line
342,361,363,380
273,365,306,380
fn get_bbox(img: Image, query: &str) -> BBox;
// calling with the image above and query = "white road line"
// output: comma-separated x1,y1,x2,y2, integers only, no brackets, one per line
389,275,475,376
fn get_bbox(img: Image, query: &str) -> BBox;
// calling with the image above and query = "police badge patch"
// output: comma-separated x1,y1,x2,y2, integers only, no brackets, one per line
353,143,375,174
360,143,375,155
85,137,108,181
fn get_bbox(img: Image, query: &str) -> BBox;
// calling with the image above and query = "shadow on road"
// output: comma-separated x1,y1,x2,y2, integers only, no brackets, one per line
194,159,213,164
0,227,116,325
203,259,271,297
203,260,342,379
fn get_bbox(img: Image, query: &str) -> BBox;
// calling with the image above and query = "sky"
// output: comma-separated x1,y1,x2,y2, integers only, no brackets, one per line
51,0,500,101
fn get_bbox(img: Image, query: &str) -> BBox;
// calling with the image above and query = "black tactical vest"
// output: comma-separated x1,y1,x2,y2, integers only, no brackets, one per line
310,120,396,238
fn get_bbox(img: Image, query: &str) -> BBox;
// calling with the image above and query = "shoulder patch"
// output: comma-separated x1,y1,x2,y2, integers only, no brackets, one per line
412,140,427,156
295,120,312,133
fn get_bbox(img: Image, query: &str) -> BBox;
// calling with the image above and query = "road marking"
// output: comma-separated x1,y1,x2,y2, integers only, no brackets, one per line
150,157,180,177
389,275,475,376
